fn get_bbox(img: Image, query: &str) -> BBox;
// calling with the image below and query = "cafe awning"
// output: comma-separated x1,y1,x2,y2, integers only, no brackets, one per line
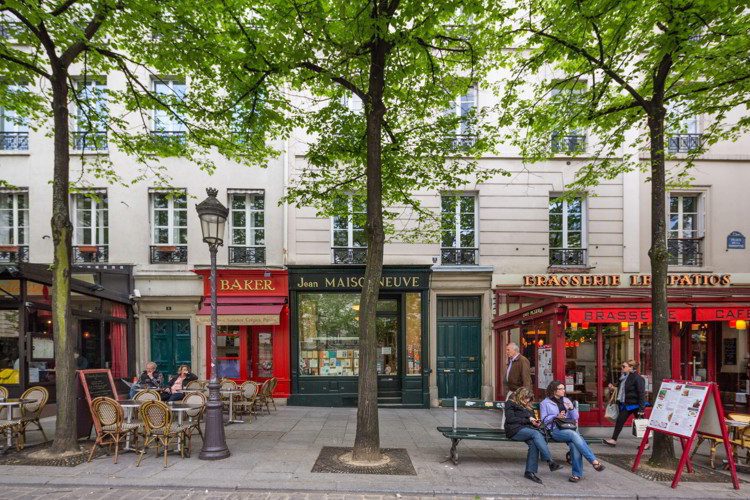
196,296,285,325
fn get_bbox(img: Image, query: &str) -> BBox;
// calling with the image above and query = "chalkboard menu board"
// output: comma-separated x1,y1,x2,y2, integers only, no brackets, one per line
724,338,738,366
77,369,118,437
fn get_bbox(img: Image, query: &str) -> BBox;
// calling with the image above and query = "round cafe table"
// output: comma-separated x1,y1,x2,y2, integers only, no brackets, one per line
167,402,202,452
118,399,142,452
219,390,243,424
0,398,34,452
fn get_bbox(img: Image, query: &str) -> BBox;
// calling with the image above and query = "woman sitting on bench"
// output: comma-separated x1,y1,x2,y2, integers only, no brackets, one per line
540,380,605,483
504,387,562,484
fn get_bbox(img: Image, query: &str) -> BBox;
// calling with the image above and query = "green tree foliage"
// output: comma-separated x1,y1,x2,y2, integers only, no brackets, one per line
500,0,750,465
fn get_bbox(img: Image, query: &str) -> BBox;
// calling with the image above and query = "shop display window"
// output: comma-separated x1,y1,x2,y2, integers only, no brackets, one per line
0,309,20,385
256,331,273,378
638,323,654,398
521,320,549,392
299,293,360,376
217,326,241,379
405,293,422,376
564,324,597,408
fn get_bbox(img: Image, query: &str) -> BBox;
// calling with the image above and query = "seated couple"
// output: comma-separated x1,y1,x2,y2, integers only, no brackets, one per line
130,362,197,401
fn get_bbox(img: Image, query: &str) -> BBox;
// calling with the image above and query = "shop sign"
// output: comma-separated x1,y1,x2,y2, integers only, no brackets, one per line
523,274,731,287
695,307,750,321
568,307,692,323
522,307,545,318
292,273,425,290
196,269,289,296
727,231,746,250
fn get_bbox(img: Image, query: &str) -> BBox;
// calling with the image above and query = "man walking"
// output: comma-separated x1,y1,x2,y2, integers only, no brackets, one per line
501,342,532,428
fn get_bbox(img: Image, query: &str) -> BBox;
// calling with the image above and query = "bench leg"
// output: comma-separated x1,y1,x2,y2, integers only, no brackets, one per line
450,438,460,466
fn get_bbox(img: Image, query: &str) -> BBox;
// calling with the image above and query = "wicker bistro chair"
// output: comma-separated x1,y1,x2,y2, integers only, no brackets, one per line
235,381,259,420
18,386,49,445
185,380,203,390
0,385,8,420
220,379,239,413
183,392,206,441
137,400,190,468
0,419,22,451
134,389,162,402
728,412,750,465
267,377,278,411
254,379,272,415
88,397,141,464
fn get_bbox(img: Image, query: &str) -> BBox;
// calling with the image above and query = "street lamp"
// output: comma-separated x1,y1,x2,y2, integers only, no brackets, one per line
196,187,230,460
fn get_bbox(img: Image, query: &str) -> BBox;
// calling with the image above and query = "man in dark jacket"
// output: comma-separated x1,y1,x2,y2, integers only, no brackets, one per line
506,342,532,392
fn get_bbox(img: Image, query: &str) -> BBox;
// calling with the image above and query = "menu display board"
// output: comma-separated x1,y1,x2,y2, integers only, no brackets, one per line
537,346,553,389
648,381,708,438
77,369,119,437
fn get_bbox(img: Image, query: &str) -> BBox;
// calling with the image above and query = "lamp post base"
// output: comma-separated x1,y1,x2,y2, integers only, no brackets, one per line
199,380,230,460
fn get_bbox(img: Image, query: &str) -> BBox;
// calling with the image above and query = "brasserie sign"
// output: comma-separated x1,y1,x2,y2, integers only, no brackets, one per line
523,273,732,287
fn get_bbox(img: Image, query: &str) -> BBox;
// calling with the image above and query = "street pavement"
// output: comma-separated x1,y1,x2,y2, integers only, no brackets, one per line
0,403,747,499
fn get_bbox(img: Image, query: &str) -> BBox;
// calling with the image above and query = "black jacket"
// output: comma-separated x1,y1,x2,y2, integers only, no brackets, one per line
504,401,537,439
618,372,646,410
167,372,198,391
138,370,164,389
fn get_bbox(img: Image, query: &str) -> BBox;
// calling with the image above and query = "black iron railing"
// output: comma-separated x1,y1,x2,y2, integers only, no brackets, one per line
668,237,703,267
150,130,186,144
0,245,28,263
667,133,703,153
150,245,188,263
72,131,108,151
551,133,586,153
0,131,29,151
440,247,478,265
229,246,265,264
73,245,109,263
549,248,587,267
331,246,367,264
451,134,476,148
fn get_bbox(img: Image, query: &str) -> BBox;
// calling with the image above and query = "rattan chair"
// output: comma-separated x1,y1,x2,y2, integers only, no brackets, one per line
183,392,206,441
235,381,259,420
728,412,750,465
220,379,238,412
18,386,48,444
88,397,141,464
133,389,161,402
254,379,272,415
185,380,203,390
0,385,8,420
137,400,190,467
267,377,278,411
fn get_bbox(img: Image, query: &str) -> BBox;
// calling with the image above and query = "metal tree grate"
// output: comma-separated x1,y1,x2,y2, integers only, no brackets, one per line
598,453,745,484
312,446,416,475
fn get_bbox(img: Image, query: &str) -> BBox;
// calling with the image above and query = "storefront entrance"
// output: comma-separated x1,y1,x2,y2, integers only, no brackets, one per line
150,319,191,378
210,325,274,381
436,296,481,399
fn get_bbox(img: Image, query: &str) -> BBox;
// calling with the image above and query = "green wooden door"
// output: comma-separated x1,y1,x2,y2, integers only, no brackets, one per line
149,319,191,378
437,297,481,399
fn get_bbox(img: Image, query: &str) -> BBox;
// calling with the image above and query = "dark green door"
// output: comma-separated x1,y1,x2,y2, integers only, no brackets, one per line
149,319,191,378
437,297,481,399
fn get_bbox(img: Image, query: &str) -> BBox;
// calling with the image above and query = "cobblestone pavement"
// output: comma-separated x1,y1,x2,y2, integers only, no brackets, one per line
1,405,748,499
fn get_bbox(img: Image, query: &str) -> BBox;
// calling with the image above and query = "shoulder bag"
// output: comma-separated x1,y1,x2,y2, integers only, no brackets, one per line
604,390,619,422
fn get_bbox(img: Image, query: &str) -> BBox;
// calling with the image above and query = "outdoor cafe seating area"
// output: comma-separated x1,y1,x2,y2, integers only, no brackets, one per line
0,377,279,467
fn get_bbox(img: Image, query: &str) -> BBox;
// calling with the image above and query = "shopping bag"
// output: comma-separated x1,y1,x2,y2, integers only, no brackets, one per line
604,391,619,422
632,418,649,438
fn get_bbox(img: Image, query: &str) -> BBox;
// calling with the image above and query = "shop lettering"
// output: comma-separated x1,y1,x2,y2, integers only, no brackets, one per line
523,275,621,287
696,308,750,321
296,277,320,288
219,279,275,291
630,274,731,286
296,275,421,289
522,307,545,318
523,274,731,287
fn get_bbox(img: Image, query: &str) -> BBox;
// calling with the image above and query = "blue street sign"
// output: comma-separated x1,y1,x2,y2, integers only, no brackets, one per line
727,231,746,250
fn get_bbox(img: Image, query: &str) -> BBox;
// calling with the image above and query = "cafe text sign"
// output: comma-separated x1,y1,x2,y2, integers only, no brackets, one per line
523,274,731,287
696,307,750,321
568,307,693,323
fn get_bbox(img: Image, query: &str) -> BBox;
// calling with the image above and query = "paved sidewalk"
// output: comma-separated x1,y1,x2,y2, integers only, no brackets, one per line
1,404,747,499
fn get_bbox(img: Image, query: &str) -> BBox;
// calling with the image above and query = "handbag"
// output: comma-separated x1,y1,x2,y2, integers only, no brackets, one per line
605,391,619,422
554,417,577,430
632,418,649,438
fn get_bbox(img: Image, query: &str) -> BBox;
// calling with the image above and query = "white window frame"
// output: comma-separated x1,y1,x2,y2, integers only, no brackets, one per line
228,190,265,248
0,190,28,246
549,194,587,250
72,190,108,246
0,84,29,134
73,79,107,132
152,78,186,133
341,93,364,113
454,86,477,136
330,195,366,249
441,193,477,250
668,193,703,240
150,190,187,245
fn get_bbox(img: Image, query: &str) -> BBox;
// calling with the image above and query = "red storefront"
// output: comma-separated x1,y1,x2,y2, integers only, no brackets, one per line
493,282,750,426
193,269,290,397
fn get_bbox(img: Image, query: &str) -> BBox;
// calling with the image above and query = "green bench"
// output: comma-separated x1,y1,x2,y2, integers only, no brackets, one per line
437,398,598,465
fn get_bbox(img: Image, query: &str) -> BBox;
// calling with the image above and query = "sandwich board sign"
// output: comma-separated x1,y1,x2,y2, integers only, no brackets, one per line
632,380,739,489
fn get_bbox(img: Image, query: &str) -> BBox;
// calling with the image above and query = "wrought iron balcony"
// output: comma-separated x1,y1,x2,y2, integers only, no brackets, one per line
451,134,476,148
440,247,478,265
150,245,188,264
150,130,186,144
331,246,367,264
549,248,587,267
0,245,28,263
667,133,703,153
0,131,29,151
72,131,108,151
668,237,704,267
551,133,586,153
73,245,108,263
229,246,265,264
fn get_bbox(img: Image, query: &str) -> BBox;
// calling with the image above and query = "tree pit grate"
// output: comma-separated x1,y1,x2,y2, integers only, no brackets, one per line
0,441,106,467
599,453,746,484
312,446,416,475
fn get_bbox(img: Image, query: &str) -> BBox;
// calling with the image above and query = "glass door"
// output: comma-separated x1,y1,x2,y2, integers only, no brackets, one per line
376,298,401,400
682,324,709,381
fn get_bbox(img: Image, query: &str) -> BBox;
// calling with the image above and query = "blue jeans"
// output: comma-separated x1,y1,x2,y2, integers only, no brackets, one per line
551,428,597,477
511,427,552,474
167,392,185,402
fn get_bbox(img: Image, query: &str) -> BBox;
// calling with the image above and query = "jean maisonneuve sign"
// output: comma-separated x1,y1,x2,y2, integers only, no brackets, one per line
727,231,745,250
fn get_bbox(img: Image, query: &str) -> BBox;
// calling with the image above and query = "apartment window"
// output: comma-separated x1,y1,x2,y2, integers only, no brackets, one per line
669,194,703,266
73,79,108,151
331,195,366,264
446,86,476,147
0,85,29,151
550,83,586,153
72,191,108,263
150,191,188,263
152,79,186,140
549,196,586,266
667,104,701,153
342,93,364,113
229,190,265,264
441,194,477,265
0,190,28,262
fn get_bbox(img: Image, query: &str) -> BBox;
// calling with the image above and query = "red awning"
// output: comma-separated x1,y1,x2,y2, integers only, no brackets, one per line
568,307,693,323
196,296,285,325
696,307,750,321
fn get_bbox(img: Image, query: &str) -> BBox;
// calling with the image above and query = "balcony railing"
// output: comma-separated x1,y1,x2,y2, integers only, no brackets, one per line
0,131,29,151
229,246,265,264
551,133,586,154
72,131,108,151
441,247,478,265
549,248,587,267
667,133,703,153
451,134,476,148
150,245,188,264
73,245,109,263
331,246,367,264
150,130,186,144
668,237,704,267
0,245,28,263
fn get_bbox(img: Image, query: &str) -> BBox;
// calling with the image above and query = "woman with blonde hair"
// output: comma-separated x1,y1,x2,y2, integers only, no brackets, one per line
603,359,647,447
166,364,198,402
504,386,561,484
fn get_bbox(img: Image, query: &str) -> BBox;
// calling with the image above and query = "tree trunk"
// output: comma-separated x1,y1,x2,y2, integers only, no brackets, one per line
646,105,675,466
48,70,79,455
352,35,389,463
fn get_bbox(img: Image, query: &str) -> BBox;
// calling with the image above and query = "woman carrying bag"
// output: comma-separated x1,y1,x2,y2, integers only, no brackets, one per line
603,359,647,447
540,380,605,483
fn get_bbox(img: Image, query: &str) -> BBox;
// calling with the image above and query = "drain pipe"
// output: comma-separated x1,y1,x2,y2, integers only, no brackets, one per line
282,138,290,266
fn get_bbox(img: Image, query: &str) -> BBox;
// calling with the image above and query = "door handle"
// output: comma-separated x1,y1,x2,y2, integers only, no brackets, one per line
464,369,475,373
442,369,452,373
